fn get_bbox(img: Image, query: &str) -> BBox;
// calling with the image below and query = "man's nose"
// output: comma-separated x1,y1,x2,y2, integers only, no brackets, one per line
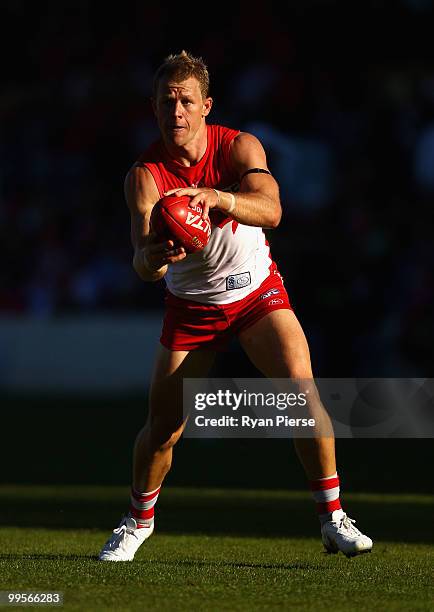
170,100,183,117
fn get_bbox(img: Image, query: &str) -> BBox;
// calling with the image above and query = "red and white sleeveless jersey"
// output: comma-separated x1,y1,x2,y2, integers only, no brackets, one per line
136,124,272,304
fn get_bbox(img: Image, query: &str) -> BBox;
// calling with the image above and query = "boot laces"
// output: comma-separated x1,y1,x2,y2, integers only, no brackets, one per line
110,521,138,549
339,514,362,537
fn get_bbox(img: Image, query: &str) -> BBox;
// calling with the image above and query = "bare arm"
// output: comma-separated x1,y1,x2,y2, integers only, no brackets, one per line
125,165,186,282
165,132,282,229
225,132,281,228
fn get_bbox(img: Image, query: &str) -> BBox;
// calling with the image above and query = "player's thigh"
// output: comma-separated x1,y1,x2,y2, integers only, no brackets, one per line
149,345,216,423
238,309,313,379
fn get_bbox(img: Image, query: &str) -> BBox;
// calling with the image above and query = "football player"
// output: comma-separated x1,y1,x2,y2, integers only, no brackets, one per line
99,51,372,561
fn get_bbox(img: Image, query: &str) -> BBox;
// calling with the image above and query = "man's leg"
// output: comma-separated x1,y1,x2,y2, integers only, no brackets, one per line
99,345,216,561
238,309,335,477
133,345,216,492
238,309,372,556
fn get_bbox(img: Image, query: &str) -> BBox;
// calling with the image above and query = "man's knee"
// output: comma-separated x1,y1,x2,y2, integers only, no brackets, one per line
146,418,184,452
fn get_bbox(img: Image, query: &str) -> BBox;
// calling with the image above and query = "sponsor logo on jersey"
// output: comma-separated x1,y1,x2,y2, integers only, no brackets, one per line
226,272,251,290
259,288,280,300
268,298,284,305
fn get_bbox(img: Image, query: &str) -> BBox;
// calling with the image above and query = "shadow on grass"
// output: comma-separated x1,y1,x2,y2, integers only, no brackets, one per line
1,489,433,544
0,553,314,570
0,553,98,561
147,559,317,571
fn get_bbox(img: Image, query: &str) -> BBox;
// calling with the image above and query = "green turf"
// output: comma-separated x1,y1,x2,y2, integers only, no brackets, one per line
1,487,433,611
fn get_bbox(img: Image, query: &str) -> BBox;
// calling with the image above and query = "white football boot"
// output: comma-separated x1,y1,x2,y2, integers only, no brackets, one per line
321,510,373,558
98,516,154,561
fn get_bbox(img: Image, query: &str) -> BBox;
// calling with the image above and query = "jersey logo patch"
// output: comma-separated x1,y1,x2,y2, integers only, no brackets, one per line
259,288,280,300
226,272,251,291
268,298,284,305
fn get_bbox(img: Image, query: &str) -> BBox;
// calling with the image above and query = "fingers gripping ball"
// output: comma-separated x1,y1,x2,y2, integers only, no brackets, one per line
150,195,211,253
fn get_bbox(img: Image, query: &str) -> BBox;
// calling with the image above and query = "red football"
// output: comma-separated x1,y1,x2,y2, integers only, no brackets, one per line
150,195,211,254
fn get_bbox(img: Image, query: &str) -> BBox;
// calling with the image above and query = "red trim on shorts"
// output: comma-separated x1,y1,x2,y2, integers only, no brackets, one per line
160,264,292,351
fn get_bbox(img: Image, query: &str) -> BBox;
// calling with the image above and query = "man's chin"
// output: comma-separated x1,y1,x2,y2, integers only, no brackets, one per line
164,134,188,148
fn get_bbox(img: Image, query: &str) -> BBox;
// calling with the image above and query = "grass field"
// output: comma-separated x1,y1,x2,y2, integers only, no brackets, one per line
1,486,433,611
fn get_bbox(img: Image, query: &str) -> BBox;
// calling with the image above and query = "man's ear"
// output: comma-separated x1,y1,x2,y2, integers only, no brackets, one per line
202,96,213,117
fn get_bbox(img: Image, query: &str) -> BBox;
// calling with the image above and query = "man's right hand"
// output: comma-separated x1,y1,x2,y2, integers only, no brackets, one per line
143,233,187,272
134,233,187,281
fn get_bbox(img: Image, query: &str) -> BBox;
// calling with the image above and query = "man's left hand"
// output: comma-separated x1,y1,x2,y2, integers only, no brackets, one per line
164,187,222,221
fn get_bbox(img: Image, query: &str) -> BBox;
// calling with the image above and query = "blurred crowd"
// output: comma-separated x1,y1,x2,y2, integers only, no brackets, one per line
2,0,434,375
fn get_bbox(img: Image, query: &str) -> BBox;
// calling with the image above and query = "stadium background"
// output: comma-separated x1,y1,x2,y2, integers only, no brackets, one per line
1,0,433,493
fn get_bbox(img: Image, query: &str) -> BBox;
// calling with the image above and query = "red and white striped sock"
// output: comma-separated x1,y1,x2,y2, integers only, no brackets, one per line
310,472,343,524
129,486,161,528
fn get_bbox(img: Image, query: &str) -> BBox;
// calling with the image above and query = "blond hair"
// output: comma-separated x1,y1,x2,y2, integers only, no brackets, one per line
152,50,210,99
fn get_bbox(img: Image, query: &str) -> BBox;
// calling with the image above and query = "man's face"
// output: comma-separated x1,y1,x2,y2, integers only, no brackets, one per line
153,76,212,148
